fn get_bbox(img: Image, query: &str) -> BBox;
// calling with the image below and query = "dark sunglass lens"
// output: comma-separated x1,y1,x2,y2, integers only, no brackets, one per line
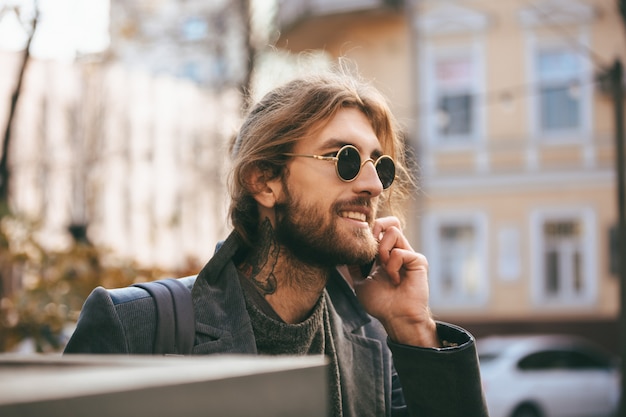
376,157,395,189
336,147,361,181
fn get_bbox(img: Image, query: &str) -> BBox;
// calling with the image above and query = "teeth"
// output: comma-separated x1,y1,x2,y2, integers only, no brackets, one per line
340,211,366,222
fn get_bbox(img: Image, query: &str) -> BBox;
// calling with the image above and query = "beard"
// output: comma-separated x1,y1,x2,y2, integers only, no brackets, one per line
274,187,379,268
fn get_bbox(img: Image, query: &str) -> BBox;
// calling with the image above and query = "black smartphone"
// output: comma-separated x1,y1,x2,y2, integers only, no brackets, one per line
359,259,375,277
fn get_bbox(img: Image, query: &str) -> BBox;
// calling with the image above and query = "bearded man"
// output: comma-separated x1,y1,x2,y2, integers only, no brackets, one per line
65,68,489,417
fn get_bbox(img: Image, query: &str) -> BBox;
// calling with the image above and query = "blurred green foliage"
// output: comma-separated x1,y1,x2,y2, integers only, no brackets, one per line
0,214,200,353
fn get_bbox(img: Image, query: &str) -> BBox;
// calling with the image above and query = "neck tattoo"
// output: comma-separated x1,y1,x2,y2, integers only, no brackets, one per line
240,218,279,295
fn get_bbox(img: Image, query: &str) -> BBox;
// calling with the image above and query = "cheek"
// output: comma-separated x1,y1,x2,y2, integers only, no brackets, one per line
288,170,342,207
295,190,338,219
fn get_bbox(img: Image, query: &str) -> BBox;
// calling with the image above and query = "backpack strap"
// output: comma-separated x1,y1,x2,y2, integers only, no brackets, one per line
133,278,195,355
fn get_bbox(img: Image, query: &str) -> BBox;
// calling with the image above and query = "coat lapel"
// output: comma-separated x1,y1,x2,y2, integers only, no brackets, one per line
326,272,389,417
191,233,257,354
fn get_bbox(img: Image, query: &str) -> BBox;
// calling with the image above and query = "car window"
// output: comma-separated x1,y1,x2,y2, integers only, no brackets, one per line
518,350,566,370
478,353,499,364
518,349,612,371
566,349,612,369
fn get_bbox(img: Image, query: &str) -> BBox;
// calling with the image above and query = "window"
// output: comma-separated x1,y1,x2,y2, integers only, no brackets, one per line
179,61,203,83
528,36,592,139
424,213,488,308
422,42,484,148
531,208,596,306
181,17,208,41
417,5,488,151
519,350,570,371
520,1,593,139
439,224,479,295
518,349,611,371
435,57,474,138
543,220,583,297
536,48,583,133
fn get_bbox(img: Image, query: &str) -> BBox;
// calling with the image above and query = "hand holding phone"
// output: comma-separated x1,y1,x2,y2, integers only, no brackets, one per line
349,216,439,348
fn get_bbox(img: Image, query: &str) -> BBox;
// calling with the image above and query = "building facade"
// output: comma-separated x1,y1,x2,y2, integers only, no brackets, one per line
276,0,625,352
109,0,250,89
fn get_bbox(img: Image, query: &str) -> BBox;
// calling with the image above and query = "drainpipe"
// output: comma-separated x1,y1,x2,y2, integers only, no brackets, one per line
610,59,626,417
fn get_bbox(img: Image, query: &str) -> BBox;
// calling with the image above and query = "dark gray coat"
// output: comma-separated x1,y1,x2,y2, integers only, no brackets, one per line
65,232,488,417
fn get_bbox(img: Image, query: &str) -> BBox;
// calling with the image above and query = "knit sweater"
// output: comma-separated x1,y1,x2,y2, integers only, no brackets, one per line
240,273,343,416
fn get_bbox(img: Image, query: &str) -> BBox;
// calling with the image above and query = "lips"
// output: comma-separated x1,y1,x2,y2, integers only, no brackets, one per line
340,210,367,222
336,197,373,224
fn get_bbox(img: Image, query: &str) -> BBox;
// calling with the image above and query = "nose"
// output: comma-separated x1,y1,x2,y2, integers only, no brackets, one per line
353,159,383,196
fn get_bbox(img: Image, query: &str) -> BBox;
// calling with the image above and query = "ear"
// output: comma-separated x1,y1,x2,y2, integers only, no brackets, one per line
247,166,284,209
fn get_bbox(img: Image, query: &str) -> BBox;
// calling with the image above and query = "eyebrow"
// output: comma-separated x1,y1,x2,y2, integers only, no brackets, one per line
318,138,384,158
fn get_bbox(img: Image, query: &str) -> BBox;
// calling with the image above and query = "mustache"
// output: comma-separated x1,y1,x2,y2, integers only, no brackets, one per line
334,197,373,211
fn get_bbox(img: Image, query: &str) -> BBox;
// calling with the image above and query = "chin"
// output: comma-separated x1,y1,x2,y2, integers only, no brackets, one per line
342,233,378,264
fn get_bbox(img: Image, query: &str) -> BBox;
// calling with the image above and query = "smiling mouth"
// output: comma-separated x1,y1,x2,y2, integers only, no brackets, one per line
339,211,367,222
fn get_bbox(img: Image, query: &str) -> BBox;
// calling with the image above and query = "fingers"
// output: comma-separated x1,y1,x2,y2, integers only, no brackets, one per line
372,216,402,241
378,248,428,285
376,223,414,263
372,217,423,285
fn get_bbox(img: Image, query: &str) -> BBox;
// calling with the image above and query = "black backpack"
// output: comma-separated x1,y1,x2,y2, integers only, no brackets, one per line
131,276,197,355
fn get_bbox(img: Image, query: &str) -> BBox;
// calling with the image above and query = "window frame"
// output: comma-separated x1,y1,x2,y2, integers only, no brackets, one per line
421,42,486,149
530,207,597,307
423,211,489,309
526,33,593,141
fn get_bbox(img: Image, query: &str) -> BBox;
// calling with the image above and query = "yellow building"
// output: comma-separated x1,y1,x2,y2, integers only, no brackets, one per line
275,0,626,352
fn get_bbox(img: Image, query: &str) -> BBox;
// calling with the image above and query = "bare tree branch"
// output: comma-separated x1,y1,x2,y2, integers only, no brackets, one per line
238,0,255,112
0,4,39,210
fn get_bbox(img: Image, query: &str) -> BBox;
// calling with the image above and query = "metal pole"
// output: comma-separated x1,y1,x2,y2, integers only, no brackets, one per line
613,59,626,417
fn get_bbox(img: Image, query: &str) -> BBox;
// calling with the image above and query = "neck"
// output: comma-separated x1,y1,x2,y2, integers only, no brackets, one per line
238,218,329,324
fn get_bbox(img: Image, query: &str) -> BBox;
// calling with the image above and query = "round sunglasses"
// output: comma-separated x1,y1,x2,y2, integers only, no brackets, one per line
284,144,396,189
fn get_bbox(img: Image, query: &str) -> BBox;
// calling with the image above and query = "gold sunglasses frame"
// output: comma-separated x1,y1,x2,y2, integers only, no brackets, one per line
283,144,396,189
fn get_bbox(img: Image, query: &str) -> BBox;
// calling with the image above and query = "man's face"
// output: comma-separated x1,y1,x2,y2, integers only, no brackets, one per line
275,107,386,267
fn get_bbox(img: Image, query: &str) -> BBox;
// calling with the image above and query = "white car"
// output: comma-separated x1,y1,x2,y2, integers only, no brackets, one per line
477,334,620,417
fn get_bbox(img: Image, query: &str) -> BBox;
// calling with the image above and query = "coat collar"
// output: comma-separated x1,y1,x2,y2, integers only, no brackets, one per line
192,232,257,353
325,268,372,334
